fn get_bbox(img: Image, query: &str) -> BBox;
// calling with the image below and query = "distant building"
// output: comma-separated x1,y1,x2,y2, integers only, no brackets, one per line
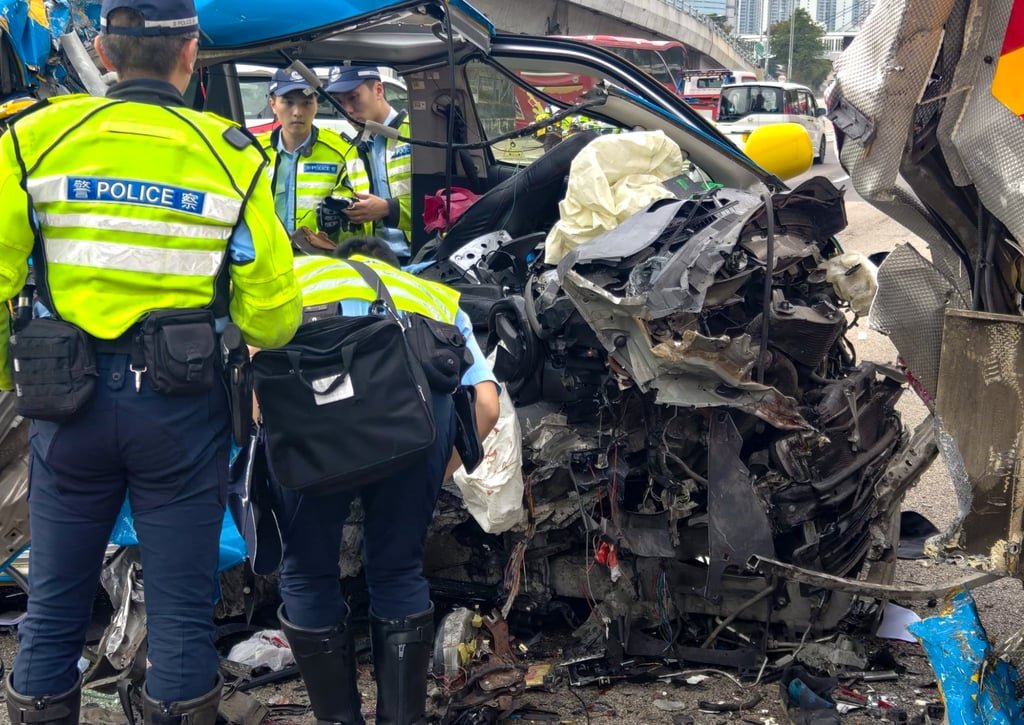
767,0,791,25
830,0,874,30
736,0,822,34
725,0,738,30
736,0,762,34
816,0,836,29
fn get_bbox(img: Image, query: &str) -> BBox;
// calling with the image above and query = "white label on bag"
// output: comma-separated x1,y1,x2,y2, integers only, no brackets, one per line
311,373,354,406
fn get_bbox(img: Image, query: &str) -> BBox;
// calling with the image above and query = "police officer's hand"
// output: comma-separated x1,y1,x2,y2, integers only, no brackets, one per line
316,196,353,235
343,193,390,224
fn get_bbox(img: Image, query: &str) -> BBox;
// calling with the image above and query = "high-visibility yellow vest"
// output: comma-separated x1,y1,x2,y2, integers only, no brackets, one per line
5,94,298,341
294,254,460,324
344,114,413,240
259,126,367,236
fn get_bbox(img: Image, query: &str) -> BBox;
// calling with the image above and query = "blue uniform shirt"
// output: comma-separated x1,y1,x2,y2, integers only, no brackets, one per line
272,132,312,233
369,108,409,257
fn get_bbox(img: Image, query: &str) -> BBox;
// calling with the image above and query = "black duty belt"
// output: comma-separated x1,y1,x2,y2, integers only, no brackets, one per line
91,328,139,355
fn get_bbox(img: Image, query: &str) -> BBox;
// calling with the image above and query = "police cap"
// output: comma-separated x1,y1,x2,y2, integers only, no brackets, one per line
268,68,316,97
100,0,200,36
325,66,381,95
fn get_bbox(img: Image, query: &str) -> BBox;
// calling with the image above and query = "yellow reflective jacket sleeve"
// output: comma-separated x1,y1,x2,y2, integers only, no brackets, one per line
0,132,36,390
229,170,302,350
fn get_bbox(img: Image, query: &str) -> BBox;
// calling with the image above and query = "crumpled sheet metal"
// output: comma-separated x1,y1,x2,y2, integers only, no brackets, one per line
908,589,1024,724
830,0,961,253
559,270,810,430
869,243,968,399
832,0,955,204
923,415,973,558
936,0,1024,250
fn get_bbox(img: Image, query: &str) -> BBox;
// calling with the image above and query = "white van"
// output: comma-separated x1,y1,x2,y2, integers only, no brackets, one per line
679,69,757,120
715,81,830,164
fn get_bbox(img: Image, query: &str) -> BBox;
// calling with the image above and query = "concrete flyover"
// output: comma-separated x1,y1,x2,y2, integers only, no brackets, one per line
471,0,757,71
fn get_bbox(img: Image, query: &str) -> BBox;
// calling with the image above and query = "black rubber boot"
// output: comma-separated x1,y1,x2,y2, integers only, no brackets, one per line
6,671,81,725
370,604,435,725
142,676,221,725
278,604,365,725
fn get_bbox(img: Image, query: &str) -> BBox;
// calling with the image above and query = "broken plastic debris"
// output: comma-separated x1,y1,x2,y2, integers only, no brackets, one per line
876,602,922,643
226,629,295,671
820,252,878,316
908,589,1024,724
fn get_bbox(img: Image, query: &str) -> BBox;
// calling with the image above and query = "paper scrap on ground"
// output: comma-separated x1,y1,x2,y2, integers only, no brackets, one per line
877,602,922,642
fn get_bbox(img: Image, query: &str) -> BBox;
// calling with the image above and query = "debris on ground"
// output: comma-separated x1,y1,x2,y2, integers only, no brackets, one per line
226,629,295,671
908,589,1024,724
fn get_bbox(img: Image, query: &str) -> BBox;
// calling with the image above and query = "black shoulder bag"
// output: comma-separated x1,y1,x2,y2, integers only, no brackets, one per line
252,265,436,496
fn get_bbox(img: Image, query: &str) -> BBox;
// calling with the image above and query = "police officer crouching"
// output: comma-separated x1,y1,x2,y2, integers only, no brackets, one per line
271,238,500,724
0,0,302,721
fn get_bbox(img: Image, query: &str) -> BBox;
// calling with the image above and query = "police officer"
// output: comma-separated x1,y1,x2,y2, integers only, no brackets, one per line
273,240,500,725
0,0,302,721
259,69,365,243
326,67,414,259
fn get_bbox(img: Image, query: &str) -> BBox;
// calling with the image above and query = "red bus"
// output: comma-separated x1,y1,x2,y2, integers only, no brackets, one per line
513,36,690,129
557,35,689,95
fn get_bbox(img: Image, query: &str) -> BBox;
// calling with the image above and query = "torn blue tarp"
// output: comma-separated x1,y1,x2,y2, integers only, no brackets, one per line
194,0,493,49
0,0,99,87
908,588,1024,725
111,499,247,574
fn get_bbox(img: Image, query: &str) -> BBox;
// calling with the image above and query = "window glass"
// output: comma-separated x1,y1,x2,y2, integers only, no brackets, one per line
465,60,621,163
719,85,783,119
239,76,272,120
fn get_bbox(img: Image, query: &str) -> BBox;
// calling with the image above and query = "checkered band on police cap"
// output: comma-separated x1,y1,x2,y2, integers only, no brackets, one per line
100,0,200,36
325,66,382,94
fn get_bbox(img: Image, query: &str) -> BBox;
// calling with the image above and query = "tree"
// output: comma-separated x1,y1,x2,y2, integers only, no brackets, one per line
768,8,831,90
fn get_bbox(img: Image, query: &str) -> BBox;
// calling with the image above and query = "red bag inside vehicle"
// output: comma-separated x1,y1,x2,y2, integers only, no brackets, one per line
423,186,480,233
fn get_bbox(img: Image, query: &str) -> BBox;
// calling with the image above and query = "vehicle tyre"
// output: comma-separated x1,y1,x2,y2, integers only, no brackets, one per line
814,135,826,164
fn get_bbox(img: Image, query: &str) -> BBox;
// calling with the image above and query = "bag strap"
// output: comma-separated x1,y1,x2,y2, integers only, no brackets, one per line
343,259,400,318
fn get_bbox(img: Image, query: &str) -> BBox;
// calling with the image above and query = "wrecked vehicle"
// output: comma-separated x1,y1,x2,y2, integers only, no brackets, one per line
0,0,979,707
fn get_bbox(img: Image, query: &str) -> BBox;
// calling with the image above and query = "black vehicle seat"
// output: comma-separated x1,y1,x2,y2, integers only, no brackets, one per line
436,130,599,261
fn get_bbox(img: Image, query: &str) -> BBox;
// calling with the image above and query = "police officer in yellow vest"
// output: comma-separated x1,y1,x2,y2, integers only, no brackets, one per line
0,0,301,721
273,239,499,725
258,69,366,243
326,67,414,260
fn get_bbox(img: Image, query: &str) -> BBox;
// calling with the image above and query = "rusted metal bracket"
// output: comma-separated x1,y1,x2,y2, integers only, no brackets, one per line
746,555,1001,600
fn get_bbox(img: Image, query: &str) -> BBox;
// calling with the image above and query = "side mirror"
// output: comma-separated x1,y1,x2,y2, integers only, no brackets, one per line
742,123,813,180
815,107,827,117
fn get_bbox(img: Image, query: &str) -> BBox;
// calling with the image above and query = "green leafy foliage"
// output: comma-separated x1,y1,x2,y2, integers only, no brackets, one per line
769,8,832,90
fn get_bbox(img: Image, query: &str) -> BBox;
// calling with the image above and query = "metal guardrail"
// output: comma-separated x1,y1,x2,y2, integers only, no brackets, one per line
657,0,760,67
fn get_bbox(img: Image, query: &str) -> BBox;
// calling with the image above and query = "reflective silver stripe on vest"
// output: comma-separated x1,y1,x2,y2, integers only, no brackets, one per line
38,213,232,241
44,238,225,277
26,176,242,224
297,195,328,208
299,277,448,320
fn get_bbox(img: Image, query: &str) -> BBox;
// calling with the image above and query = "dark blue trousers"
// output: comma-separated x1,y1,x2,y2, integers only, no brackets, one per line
270,392,455,627
13,354,229,701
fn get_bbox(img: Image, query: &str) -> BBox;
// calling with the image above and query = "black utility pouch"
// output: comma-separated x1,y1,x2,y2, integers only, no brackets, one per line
11,318,97,421
140,309,217,395
404,314,473,393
